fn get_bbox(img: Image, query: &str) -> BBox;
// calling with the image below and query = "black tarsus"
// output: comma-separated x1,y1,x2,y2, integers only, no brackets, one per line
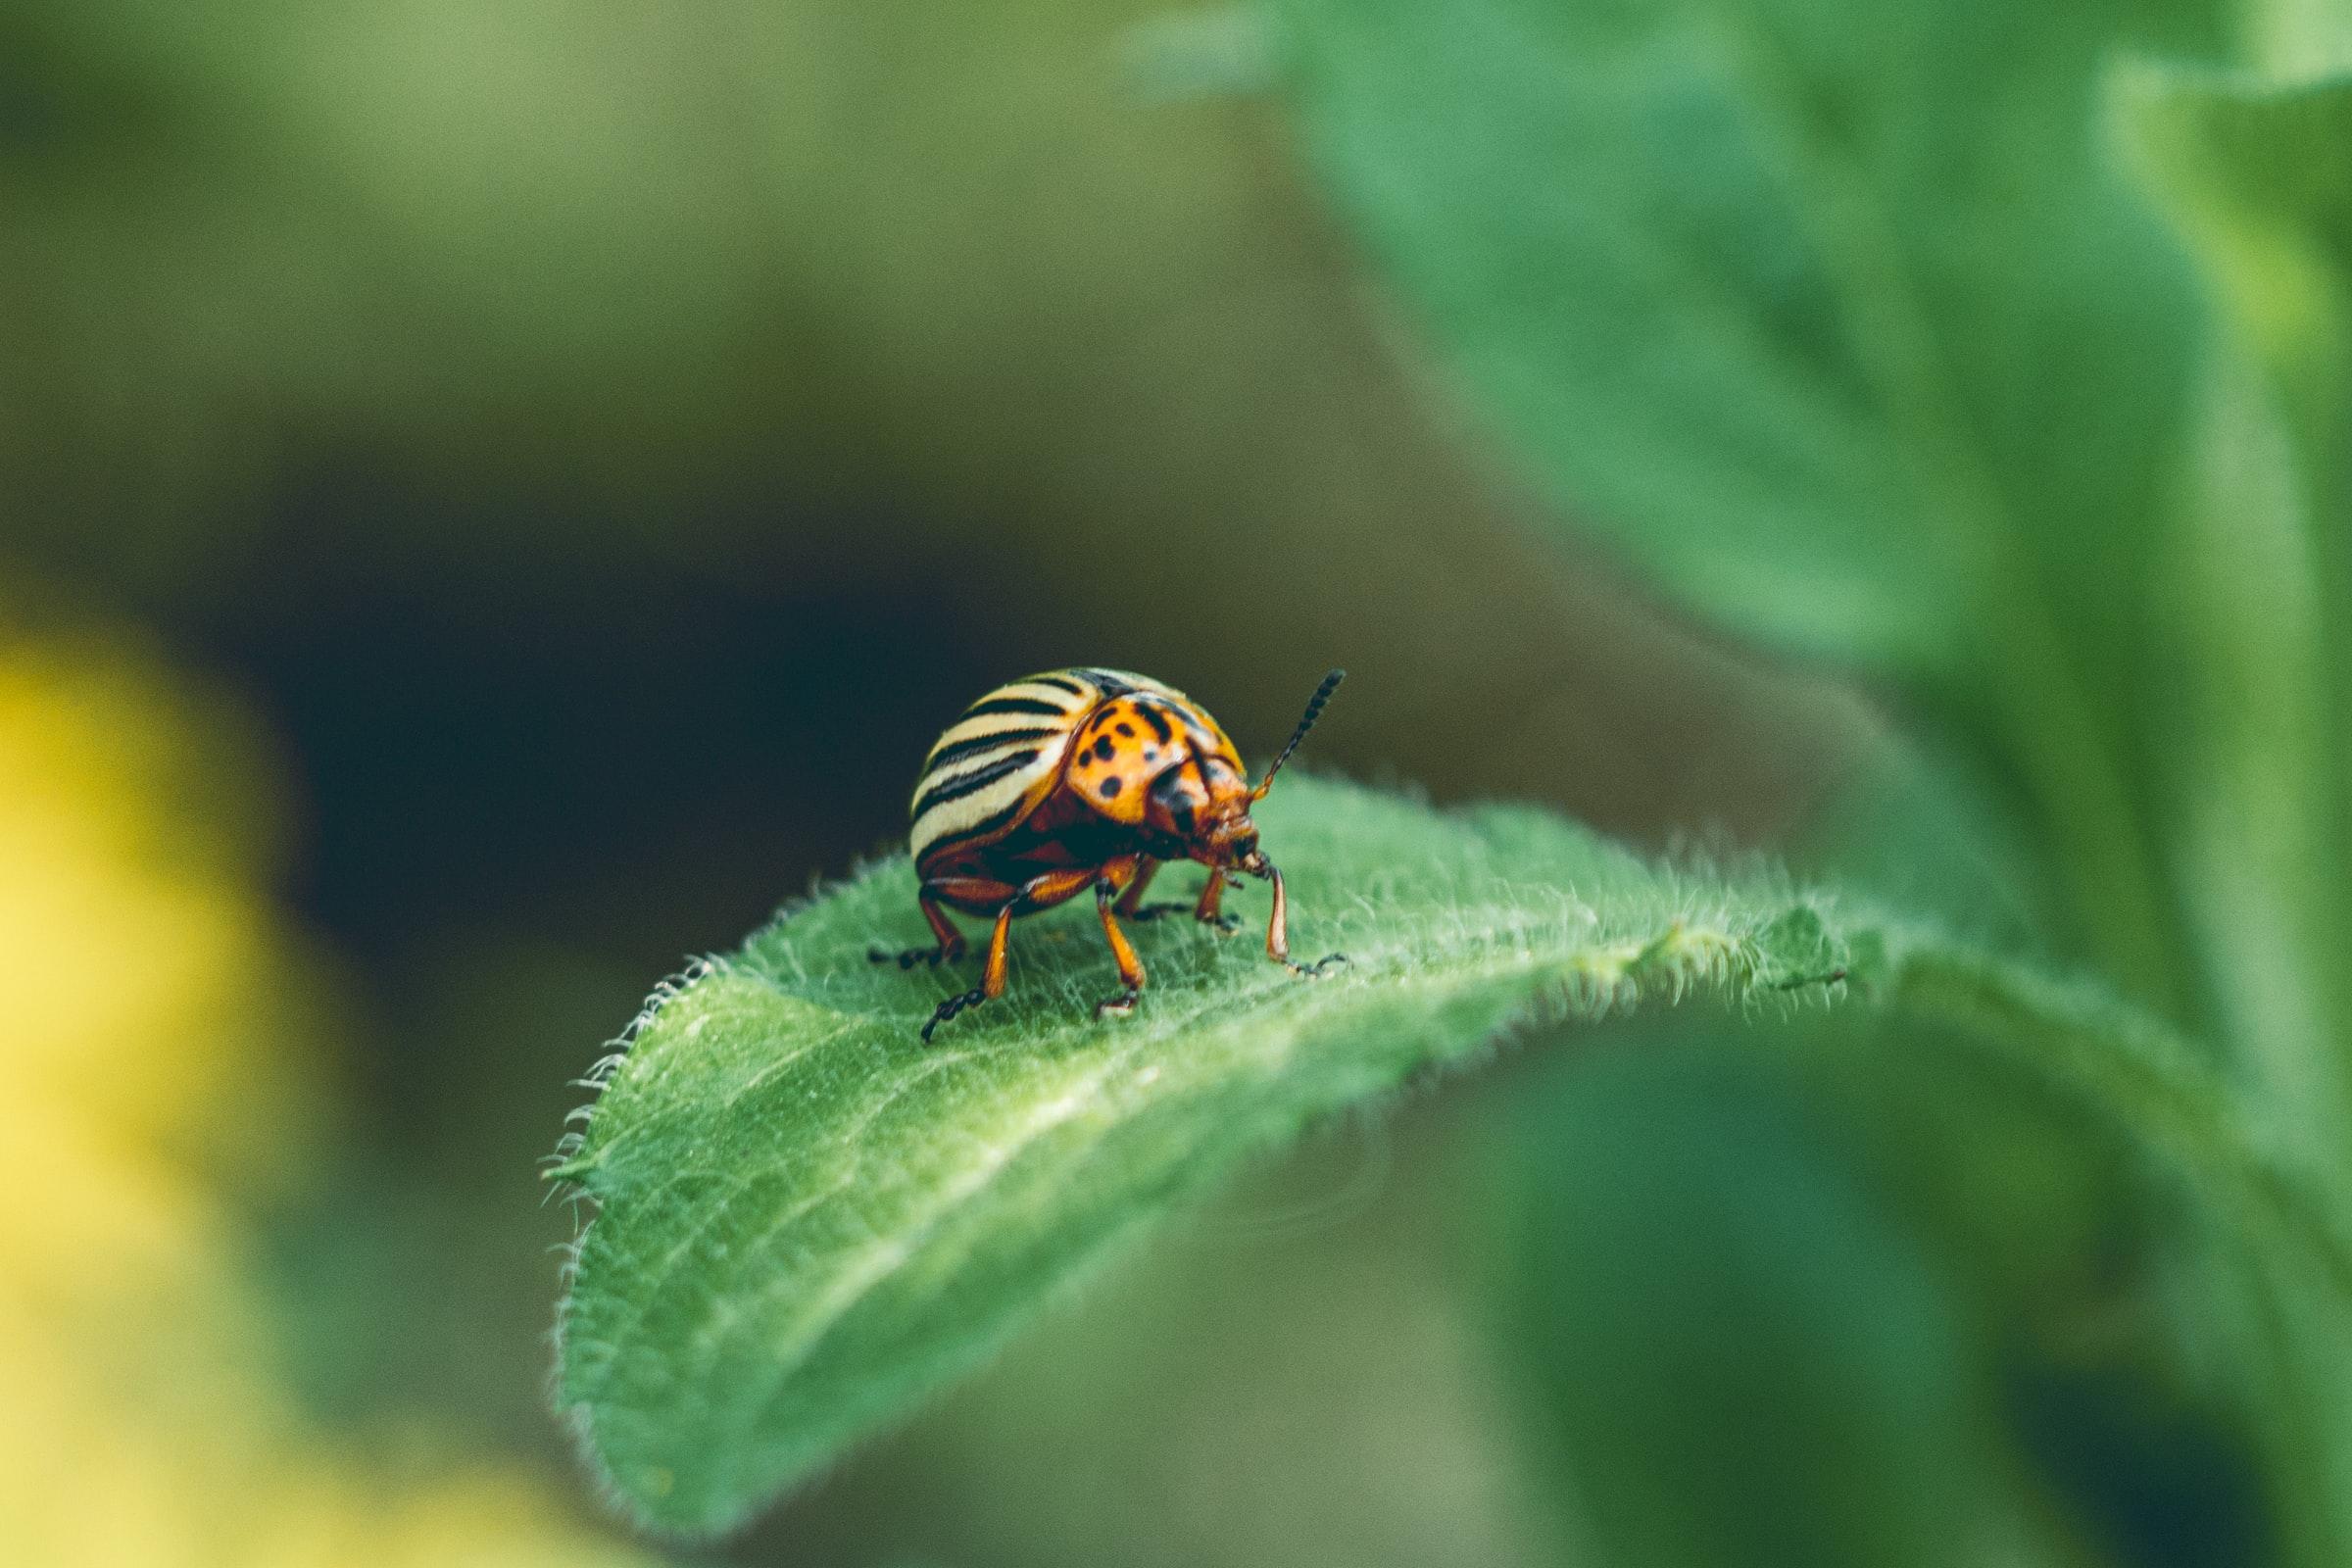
1129,901,1243,932
870,944,956,968
922,987,988,1042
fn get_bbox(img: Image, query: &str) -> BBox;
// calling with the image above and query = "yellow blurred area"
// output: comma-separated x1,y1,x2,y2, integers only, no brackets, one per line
0,626,650,1568
0,636,318,1179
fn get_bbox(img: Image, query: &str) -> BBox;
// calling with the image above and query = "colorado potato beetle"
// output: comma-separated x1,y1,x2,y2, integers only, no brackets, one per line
873,667,1347,1040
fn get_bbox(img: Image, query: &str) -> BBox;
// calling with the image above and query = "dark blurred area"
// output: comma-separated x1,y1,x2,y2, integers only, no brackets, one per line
3,1,2313,1565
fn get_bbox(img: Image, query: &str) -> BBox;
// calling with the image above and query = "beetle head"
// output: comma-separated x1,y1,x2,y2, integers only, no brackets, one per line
1144,756,1256,864
1142,669,1342,871
1199,809,1261,869
1187,669,1342,873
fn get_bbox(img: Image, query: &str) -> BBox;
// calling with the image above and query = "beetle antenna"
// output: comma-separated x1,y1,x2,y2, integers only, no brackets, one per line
1251,668,1346,801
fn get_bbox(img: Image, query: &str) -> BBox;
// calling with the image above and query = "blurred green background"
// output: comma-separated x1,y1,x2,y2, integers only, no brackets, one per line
5,0,2346,1564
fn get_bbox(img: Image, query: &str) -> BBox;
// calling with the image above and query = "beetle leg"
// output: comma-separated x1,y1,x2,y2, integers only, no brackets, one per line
920,865,1103,1042
1192,868,1242,933
1093,864,1149,1019
1124,862,1239,931
1260,857,1346,978
922,985,988,1041
922,899,1012,1043
975,900,1017,994
1112,858,1160,916
869,885,975,969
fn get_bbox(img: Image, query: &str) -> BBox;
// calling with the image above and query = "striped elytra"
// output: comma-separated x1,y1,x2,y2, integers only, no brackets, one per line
906,668,1239,874
883,665,1348,1041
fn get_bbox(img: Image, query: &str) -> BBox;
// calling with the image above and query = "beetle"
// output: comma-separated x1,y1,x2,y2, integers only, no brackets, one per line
872,666,1347,1040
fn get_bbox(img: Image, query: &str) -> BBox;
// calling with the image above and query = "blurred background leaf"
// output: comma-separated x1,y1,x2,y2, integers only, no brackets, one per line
1265,0,2352,1084
1494,1035,2044,1568
2115,62,2352,1147
1263,0,2352,1562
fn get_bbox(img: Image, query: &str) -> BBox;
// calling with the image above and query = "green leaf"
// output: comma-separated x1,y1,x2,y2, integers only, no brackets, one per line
2113,64,2352,1141
2113,64,2352,1559
1495,1040,2046,1568
2116,66,2352,463
550,775,2331,1535
1266,0,2216,665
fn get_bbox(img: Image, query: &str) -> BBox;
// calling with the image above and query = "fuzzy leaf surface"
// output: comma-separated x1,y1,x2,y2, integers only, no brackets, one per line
550,777,2326,1535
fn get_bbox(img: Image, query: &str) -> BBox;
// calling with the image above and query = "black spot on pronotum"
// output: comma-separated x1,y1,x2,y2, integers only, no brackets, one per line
1101,777,1122,798
1093,735,1115,761
1139,705,1173,744
1116,721,1136,738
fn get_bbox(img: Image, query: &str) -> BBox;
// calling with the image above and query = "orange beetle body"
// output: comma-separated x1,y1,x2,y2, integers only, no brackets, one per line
877,667,1345,1039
